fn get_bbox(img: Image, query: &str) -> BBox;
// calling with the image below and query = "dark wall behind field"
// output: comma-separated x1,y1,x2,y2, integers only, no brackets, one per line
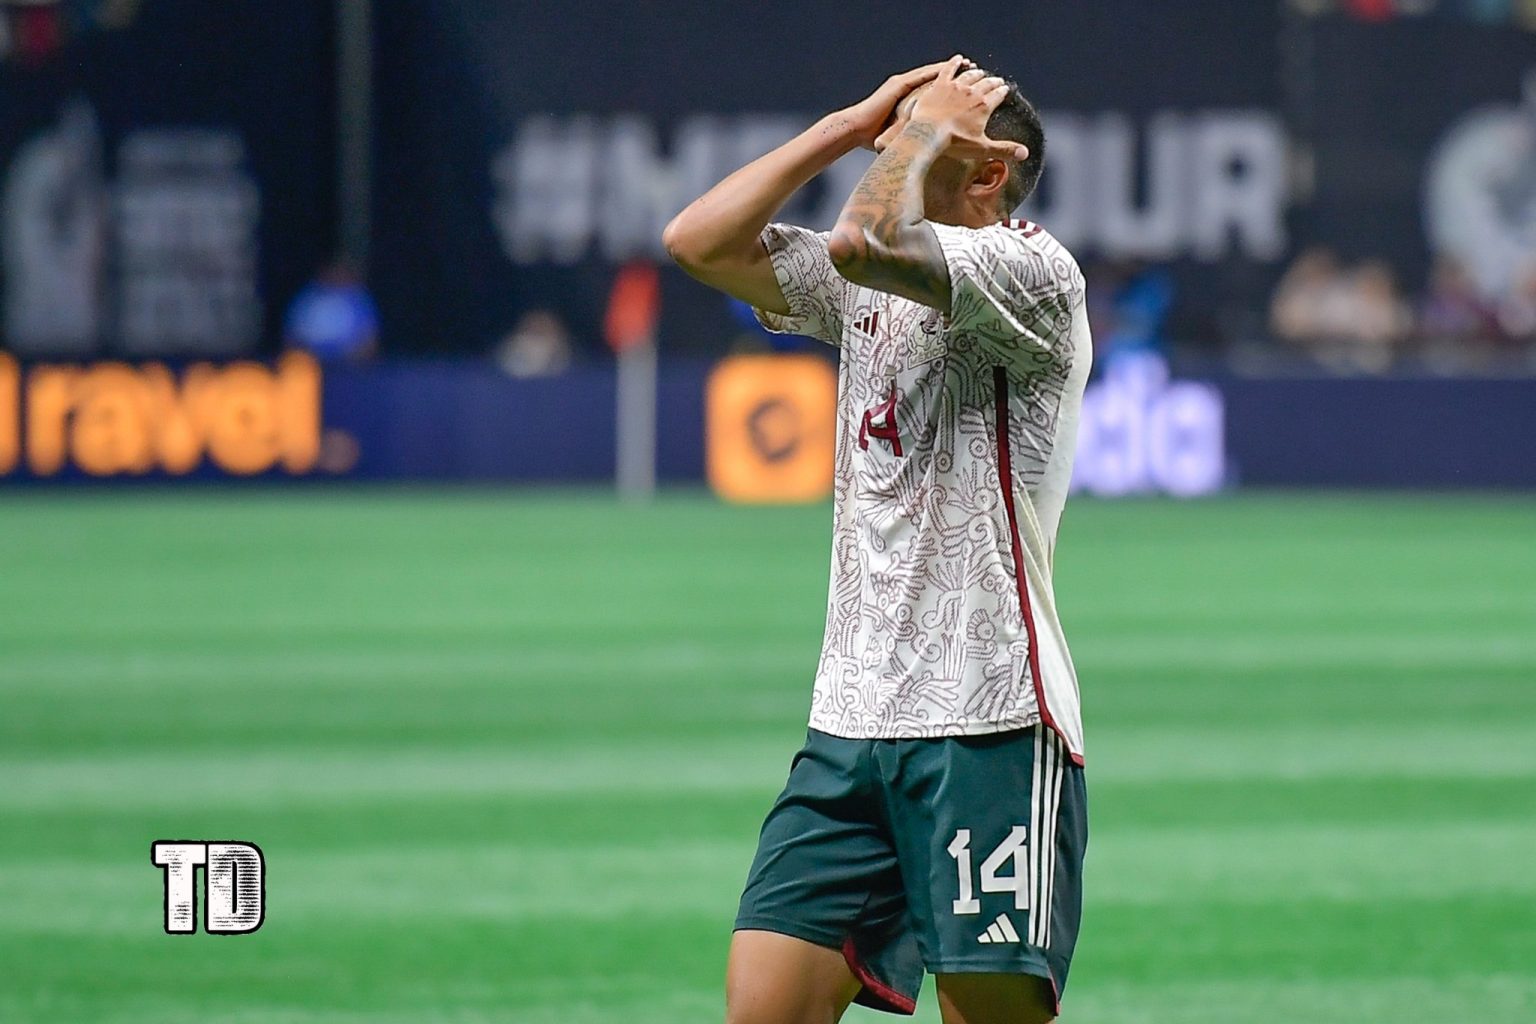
2,2,1533,360
370,0,1286,357
0,0,335,357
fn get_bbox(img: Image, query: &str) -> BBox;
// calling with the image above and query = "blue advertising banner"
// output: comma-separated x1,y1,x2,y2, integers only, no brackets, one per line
2,354,1531,490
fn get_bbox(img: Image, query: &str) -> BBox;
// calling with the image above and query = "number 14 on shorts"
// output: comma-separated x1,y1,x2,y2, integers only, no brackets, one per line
947,827,1030,914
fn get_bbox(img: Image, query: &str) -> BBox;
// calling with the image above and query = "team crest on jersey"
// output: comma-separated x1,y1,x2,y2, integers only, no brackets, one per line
904,308,946,369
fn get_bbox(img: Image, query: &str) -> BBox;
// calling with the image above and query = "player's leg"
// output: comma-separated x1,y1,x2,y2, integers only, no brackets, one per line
878,726,1088,1022
731,730,923,1023
934,972,1057,1024
725,929,861,1024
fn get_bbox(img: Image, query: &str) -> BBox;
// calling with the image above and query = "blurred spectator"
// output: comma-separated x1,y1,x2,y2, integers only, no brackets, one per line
1270,248,1411,371
725,296,819,353
284,261,379,363
1270,246,1352,342
1495,258,1536,343
1086,261,1174,372
1349,261,1413,347
4,3,63,67
1419,254,1500,343
496,309,573,377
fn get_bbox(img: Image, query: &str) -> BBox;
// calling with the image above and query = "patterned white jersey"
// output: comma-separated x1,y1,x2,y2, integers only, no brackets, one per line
754,218,1091,762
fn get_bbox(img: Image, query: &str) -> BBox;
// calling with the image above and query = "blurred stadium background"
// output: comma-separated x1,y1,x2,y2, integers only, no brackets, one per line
2,2,1534,1023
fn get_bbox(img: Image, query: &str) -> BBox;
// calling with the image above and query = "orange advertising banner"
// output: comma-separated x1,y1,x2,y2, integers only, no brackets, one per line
706,354,837,504
0,353,322,478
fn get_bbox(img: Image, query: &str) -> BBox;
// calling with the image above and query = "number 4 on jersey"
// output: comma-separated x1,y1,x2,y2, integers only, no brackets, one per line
947,827,1030,914
857,382,903,456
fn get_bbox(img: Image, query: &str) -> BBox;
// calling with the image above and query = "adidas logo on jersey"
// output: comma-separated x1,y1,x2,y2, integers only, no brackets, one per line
851,310,882,338
976,913,1021,944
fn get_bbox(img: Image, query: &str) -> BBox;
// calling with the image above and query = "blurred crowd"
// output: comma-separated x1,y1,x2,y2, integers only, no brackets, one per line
277,250,1536,380
1267,247,1536,373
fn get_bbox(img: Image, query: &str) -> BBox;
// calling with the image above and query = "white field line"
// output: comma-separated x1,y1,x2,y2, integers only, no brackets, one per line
4,720,1536,812
4,821,1535,936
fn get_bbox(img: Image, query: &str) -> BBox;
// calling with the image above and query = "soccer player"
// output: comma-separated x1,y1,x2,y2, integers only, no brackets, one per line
664,56,1090,1024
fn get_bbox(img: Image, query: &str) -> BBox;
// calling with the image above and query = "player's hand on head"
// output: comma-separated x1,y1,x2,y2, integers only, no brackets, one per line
834,59,953,151
907,55,1030,163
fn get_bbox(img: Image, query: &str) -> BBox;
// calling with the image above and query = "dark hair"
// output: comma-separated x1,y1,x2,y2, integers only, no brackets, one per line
982,76,1045,214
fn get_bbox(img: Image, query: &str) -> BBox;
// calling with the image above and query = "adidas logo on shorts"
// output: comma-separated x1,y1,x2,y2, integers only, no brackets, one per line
976,913,1021,944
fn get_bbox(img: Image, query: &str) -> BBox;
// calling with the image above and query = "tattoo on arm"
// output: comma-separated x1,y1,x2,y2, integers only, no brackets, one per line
828,122,951,310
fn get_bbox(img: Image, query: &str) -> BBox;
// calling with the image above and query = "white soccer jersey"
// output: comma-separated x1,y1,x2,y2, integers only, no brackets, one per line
754,218,1092,763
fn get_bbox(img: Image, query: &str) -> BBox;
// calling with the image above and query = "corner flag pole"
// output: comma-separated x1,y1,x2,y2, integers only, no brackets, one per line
606,261,661,501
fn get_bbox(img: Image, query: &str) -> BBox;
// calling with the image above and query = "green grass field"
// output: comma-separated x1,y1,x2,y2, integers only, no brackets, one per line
2,490,1534,1023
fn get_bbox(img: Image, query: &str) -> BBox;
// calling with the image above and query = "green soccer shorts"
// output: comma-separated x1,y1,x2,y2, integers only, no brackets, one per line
735,725,1087,1016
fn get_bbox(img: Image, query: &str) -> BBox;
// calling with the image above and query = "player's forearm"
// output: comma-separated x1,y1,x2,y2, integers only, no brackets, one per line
826,121,951,309
662,116,861,267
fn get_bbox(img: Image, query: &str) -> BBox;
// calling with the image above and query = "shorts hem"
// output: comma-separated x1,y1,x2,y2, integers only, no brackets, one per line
732,915,844,952
730,917,919,1017
841,936,919,1016
927,956,1061,1014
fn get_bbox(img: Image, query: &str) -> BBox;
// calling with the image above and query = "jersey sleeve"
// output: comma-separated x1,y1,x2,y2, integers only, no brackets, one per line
928,221,1083,359
751,223,846,347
